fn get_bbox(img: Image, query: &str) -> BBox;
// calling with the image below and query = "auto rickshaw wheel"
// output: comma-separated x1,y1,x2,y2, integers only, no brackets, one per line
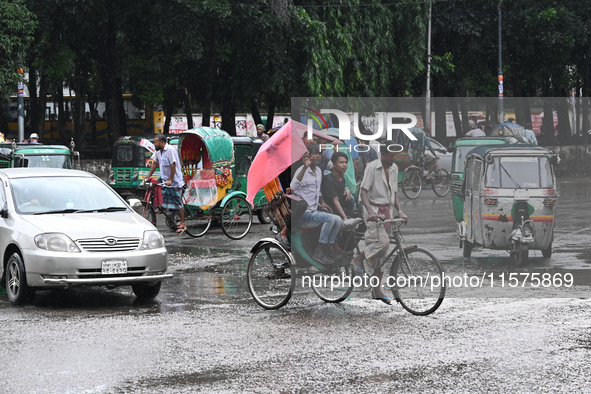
516,243,529,266
257,205,272,224
542,246,552,258
463,241,473,258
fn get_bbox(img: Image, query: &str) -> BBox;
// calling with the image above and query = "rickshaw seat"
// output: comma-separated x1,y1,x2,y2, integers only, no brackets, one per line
298,227,320,235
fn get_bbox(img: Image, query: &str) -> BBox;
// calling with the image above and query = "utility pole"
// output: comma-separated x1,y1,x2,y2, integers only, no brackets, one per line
425,0,433,133
498,1,504,124
17,67,25,142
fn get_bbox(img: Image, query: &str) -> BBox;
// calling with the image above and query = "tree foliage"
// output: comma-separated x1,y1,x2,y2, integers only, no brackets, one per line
2,0,591,144
0,0,36,100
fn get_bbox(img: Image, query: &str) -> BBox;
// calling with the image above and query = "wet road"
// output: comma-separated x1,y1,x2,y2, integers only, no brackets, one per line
1,177,590,392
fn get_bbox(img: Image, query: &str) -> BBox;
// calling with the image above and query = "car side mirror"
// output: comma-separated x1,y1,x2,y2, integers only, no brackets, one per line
127,198,142,213
438,147,447,154
1,202,8,219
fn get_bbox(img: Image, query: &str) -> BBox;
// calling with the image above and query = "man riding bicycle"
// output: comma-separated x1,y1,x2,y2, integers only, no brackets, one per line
408,127,439,181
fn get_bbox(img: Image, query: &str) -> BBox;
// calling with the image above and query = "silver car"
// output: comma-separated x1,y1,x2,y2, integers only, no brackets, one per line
0,168,171,305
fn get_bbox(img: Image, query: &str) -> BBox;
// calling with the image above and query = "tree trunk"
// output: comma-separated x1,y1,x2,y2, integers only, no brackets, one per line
183,88,193,130
164,106,173,134
250,99,263,130
266,94,276,131
555,97,572,145
29,67,39,134
522,97,532,128
542,99,554,146
434,98,446,142
202,25,217,128
459,98,469,135
0,102,9,134
583,33,591,147
102,0,124,146
448,97,463,137
221,96,236,136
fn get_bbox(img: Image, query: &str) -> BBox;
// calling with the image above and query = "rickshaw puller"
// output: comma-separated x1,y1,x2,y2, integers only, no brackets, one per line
146,133,186,233
351,142,408,305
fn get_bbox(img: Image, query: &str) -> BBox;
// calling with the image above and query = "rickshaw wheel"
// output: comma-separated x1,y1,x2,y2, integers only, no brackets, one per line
139,204,157,226
463,241,473,258
248,242,294,309
402,168,422,199
221,196,253,240
311,265,354,303
431,168,451,197
165,210,180,230
516,243,529,266
389,247,445,316
184,204,212,238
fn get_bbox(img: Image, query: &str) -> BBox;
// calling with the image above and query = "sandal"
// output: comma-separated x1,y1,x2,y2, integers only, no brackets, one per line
176,226,187,234
350,263,365,278
371,288,392,305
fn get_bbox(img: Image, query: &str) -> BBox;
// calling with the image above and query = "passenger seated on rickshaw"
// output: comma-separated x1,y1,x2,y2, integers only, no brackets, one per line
321,152,355,220
290,143,343,266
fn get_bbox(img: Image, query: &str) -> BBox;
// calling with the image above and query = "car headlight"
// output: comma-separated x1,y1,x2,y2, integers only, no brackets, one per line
34,233,81,253
141,230,164,250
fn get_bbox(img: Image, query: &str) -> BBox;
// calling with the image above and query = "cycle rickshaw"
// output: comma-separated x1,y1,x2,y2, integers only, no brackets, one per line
139,127,266,239
245,122,445,314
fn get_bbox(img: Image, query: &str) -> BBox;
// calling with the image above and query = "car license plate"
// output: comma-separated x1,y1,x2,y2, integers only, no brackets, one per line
514,189,529,200
102,260,127,275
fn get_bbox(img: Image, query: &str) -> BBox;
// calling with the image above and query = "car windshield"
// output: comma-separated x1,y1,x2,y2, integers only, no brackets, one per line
453,146,475,173
429,138,443,150
484,156,553,189
19,155,72,169
11,176,128,214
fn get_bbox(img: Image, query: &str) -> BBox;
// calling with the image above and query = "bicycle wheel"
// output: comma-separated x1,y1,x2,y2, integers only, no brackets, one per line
402,168,422,199
165,210,179,230
311,265,354,303
139,204,156,226
431,168,451,197
221,196,253,240
388,247,445,315
184,204,212,238
247,242,295,309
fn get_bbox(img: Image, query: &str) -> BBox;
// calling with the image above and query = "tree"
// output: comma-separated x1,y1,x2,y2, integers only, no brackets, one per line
0,0,36,133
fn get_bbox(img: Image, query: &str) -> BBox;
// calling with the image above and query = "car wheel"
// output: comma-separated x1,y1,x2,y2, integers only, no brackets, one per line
6,252,34,305
132,281,162,300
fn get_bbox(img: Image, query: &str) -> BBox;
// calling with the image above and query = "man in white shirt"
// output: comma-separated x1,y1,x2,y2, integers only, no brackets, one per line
466,124,486,137
291,144,342,265
147,134,186,233
524,122,538,145
350,141,408,305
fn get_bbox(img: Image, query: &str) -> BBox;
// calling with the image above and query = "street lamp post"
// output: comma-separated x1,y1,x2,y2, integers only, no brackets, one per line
498,1,504,124
17,67,25,142
425,0,432,133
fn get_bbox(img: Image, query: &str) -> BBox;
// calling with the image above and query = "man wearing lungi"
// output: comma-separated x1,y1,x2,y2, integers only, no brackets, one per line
147,134,186,233
350,141,408,304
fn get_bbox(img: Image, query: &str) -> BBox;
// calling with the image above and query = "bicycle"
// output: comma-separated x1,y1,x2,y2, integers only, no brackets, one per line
401,156,450,199
247,216,445,315
140,180,212,238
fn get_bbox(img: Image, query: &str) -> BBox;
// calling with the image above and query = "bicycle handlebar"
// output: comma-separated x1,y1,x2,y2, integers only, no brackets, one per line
381,218,405,224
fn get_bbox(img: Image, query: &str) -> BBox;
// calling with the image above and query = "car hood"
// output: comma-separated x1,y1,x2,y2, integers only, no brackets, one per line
21,212,153,239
